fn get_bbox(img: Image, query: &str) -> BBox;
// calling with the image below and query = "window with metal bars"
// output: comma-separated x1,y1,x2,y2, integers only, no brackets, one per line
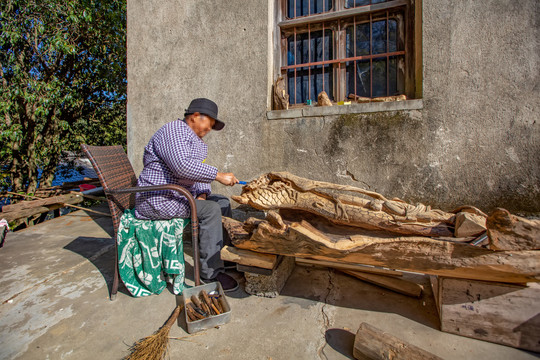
279,0,413,106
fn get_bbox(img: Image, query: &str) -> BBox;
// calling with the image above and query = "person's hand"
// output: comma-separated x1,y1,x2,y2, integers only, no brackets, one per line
196,193,207,200
215,172,239,186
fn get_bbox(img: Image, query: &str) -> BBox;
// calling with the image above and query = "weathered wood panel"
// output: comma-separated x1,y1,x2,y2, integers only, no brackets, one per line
437,278,540,352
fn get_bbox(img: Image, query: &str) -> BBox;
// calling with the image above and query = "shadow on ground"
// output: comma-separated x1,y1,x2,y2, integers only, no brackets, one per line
281,265,441,330
63,236,132,298
325,328,356,359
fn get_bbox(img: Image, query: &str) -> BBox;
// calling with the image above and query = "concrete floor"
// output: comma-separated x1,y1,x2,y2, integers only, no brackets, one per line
0,206,538,360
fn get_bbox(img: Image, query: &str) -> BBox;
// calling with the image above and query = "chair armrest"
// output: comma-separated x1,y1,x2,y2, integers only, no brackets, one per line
106,183,197,223
106,184,195,201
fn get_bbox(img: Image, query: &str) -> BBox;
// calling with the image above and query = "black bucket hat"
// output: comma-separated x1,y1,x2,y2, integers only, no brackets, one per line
184,98,225,131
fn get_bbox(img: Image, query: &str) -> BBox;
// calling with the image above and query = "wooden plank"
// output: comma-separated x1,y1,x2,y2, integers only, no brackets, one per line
220,245,277,270
342,270,423,298
353,322,443,360
2,193,81,212
487,208,540,251
438,278,540,352
228,217,540,284
1,195,83,223
295,257,403,277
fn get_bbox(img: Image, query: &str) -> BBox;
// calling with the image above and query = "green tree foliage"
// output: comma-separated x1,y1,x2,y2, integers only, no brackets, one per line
0,0,126,194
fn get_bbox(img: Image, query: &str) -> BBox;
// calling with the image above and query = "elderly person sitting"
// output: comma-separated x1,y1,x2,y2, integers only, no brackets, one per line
135,98,239,291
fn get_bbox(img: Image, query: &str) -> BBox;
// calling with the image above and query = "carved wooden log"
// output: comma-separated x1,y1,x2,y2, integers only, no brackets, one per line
228,173,537,284
223,216,540,284
487,208,540,251
232,172,467,237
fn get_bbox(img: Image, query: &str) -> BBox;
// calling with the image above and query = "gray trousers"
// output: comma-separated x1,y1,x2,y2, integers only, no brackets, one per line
195,194,232,280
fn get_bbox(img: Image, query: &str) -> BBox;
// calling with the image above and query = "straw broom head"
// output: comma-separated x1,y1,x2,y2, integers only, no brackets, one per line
124,305,183,360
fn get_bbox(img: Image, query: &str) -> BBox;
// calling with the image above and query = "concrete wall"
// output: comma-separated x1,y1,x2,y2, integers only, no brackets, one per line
127,0,272,186
127,0,539,214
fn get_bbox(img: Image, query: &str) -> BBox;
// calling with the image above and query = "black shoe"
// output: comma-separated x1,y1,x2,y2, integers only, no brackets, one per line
201,272,239,292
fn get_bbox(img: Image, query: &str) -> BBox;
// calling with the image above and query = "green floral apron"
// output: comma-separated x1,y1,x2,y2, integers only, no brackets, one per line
117,209,187,297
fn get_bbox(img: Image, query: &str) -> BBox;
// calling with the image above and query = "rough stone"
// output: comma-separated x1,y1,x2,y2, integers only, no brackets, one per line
244,256,295,298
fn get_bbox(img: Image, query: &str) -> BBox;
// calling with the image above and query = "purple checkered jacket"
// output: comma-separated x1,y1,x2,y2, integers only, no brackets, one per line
135,119,217,220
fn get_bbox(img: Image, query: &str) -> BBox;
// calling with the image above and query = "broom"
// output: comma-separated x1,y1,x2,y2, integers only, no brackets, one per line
124,304,184,360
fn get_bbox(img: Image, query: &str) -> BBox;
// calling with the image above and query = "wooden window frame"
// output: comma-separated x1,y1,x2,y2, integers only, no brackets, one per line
277,0,421,107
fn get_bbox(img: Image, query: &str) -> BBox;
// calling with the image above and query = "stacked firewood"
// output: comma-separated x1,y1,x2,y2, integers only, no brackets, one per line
185,290,226,322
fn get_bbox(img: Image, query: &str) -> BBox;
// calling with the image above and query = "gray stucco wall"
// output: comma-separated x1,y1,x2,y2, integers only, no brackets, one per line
127,0,271,187
127,0,539,214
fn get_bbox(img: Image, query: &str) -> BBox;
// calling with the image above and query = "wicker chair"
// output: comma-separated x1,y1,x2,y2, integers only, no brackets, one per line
81,144,201,300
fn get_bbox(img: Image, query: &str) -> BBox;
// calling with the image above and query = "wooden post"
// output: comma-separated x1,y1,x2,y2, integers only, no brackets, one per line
353,322,442,360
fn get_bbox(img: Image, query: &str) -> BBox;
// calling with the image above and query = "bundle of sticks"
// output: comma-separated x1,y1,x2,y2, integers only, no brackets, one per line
185,290,226,322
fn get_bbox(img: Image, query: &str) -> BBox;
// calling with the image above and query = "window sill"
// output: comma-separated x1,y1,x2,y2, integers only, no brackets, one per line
267,99,423,120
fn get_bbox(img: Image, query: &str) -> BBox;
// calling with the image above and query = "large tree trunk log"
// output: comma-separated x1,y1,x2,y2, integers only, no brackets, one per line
232,172,463,237
223,216,539,284
487,208,540,251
